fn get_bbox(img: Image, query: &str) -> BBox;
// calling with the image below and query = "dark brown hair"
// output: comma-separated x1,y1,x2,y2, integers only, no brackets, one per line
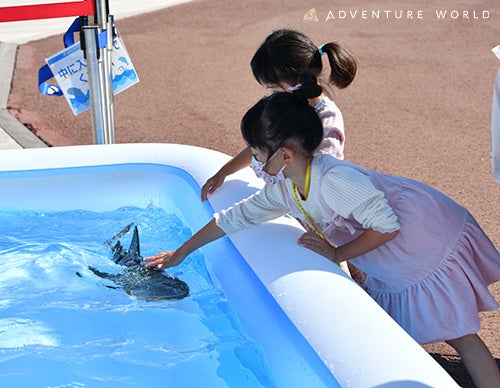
250,29,357,90
241,84,324,158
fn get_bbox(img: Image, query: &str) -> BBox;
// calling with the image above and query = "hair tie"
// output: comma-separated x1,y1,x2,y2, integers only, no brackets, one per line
318,44,326,56
287,84,302,91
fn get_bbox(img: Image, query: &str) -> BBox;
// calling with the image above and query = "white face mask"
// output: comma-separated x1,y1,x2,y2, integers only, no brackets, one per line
251,149,286,184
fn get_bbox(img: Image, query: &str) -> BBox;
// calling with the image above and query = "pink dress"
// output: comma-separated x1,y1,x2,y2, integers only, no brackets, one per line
216,154,500,344
313,156,500,344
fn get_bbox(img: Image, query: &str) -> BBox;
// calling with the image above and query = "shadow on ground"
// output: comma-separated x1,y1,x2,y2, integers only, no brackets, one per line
429,353,500,387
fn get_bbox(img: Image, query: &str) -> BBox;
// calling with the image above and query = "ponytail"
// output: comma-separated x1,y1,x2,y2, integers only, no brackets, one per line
290,70,323,100
316,42,357,89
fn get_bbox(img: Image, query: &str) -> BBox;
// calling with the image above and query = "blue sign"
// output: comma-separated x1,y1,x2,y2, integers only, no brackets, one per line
45,32,139,115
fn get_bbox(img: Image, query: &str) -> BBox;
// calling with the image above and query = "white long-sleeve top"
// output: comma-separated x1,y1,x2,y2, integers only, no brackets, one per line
215,154,399,240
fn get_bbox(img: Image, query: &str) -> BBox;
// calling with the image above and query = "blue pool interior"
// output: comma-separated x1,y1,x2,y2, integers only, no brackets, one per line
0,163,340,387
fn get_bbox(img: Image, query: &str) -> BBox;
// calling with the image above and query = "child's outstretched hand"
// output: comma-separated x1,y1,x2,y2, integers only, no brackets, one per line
201,172,225,201
144,249,186,269
298,231,336,262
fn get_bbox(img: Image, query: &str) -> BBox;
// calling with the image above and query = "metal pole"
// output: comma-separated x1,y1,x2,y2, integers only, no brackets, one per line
83,25,106,144
94,0,114,144
82,0,115,144
105,14,115,143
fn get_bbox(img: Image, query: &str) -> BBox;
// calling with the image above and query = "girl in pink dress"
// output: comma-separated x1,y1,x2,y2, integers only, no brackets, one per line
201,29,356,199
147,86,500,387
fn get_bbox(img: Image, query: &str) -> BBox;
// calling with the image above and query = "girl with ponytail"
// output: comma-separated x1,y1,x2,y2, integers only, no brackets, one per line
201,29,357,200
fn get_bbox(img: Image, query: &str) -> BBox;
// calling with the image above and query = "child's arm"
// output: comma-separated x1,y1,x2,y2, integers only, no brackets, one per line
144,218,226,269
314,97,345,159
201,147,252,200
298,228,398,264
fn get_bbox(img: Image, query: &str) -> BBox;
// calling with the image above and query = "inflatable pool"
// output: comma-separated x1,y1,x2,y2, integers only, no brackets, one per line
0,143,459,387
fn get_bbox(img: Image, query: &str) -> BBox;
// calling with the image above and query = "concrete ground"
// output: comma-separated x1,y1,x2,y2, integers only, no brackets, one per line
2,0,500,386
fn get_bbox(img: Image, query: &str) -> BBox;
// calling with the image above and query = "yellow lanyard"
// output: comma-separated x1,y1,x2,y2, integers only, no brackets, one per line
291,162,328,241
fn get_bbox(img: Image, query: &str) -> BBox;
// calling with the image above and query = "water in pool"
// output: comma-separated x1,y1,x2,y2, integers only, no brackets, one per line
0,204,276,387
